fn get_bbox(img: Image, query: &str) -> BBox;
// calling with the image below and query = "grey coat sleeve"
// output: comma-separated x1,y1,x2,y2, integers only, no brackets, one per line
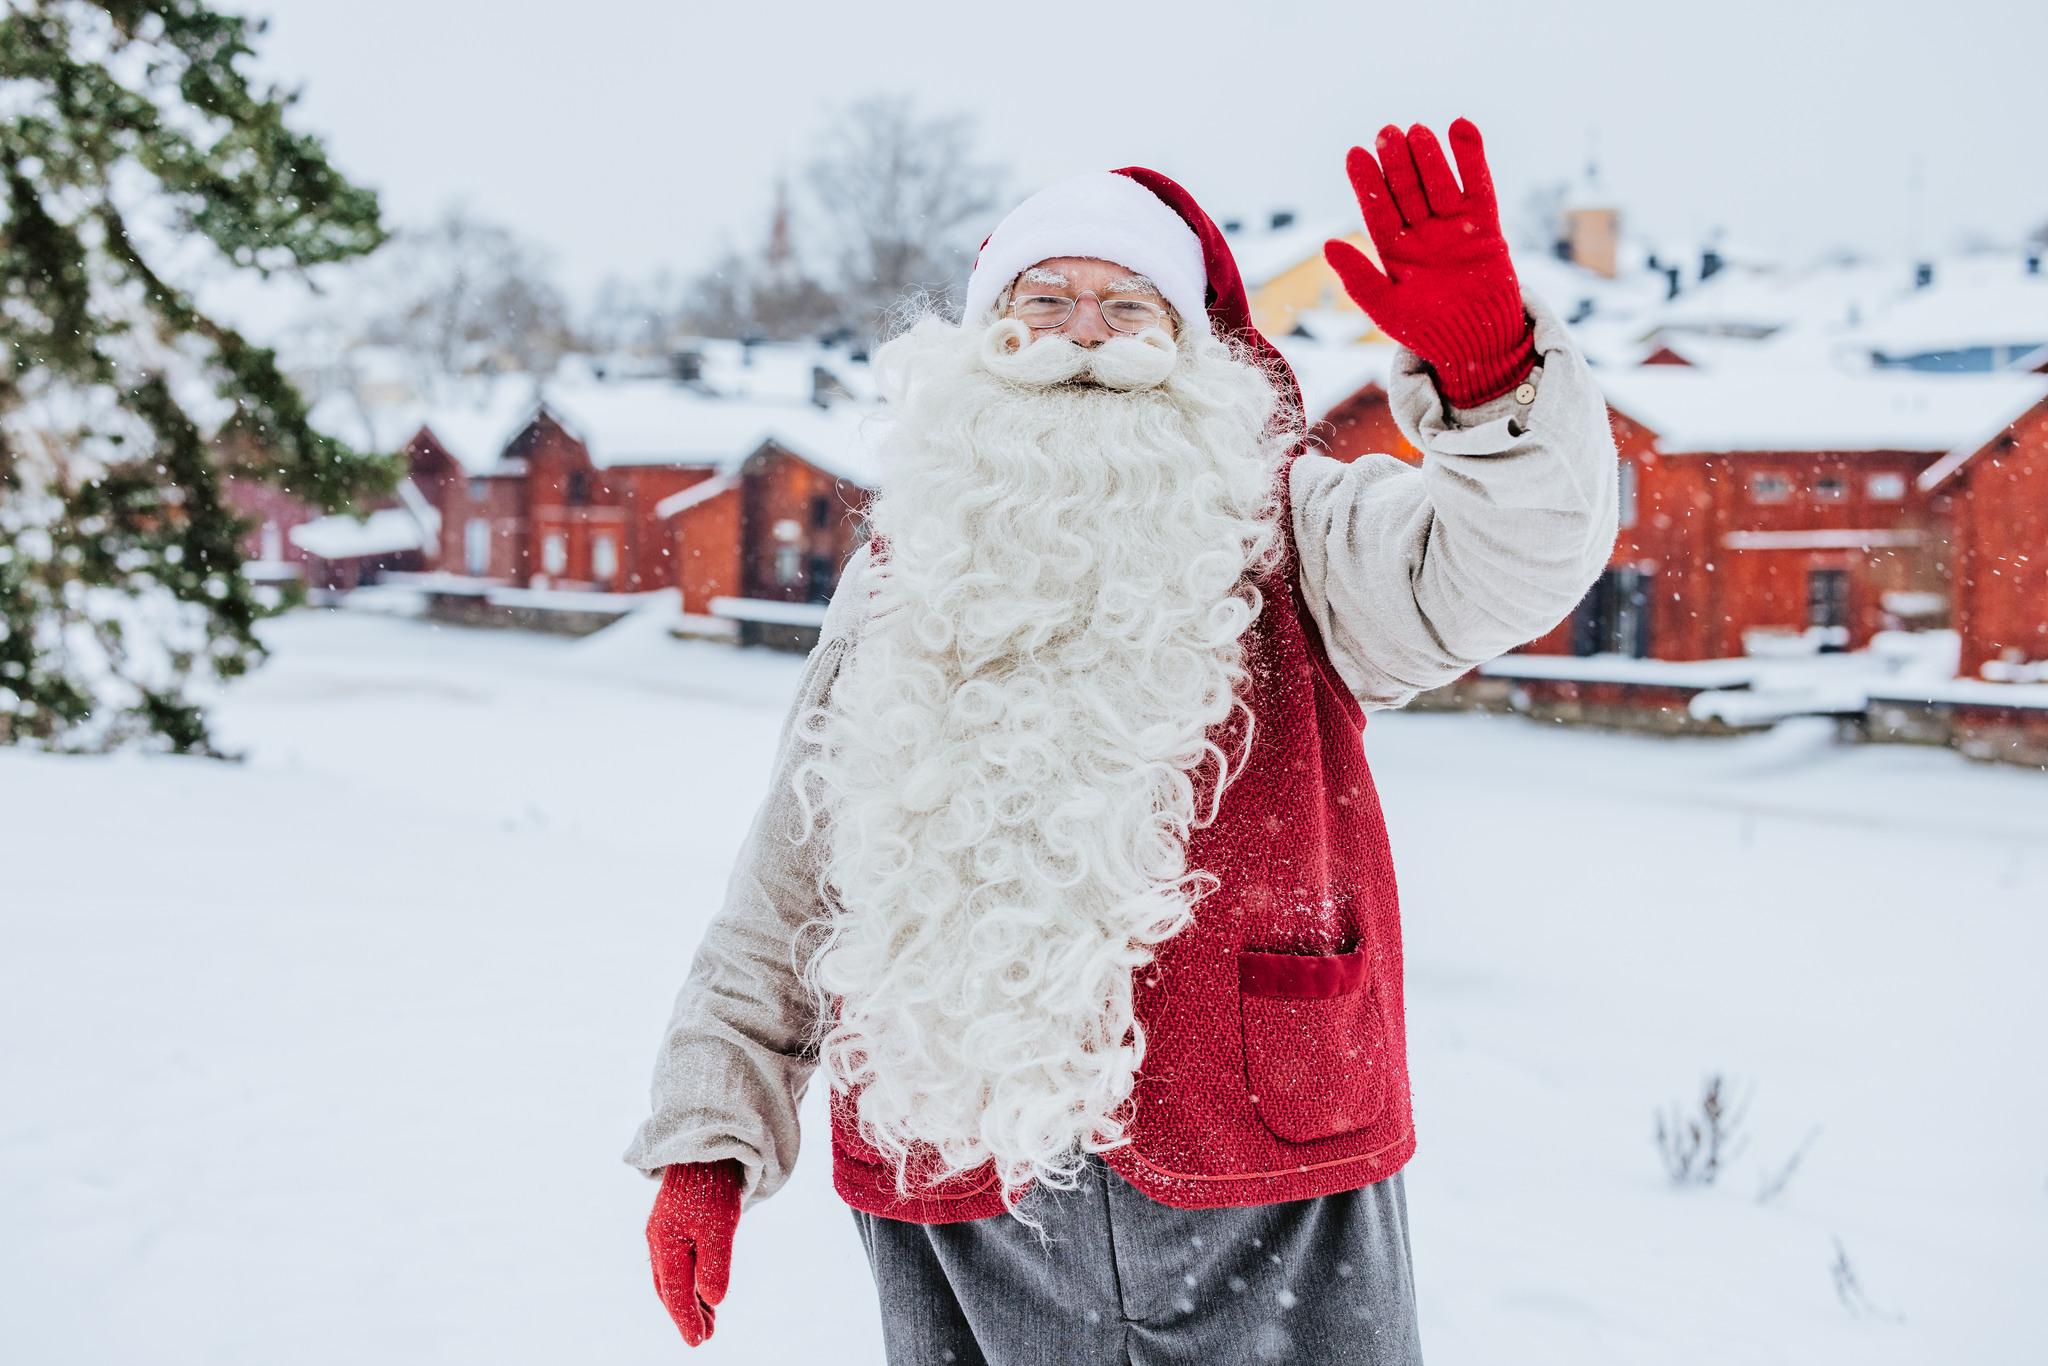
1289,289,1621,712
620,542,872,1208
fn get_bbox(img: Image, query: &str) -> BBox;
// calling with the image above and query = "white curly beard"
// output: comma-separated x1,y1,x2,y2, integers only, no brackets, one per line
792,310,1299,1217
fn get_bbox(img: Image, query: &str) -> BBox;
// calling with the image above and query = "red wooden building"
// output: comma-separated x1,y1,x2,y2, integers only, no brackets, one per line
1916,387,2048,678
662,430,876,619
220,407,443,593
1549,368,2048,662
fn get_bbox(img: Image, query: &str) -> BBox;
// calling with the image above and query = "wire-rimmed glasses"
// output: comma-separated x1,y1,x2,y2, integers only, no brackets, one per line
1008,290,1170,334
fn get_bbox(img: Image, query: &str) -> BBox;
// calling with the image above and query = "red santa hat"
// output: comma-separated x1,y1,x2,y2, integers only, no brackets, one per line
962,167,1301,411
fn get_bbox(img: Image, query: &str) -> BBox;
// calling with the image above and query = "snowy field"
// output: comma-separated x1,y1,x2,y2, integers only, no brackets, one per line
4,603,2044,1365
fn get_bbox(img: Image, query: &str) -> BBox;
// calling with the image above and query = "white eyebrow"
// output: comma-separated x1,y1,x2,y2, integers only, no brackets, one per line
1103,273,1162,296
1017,266,1069,288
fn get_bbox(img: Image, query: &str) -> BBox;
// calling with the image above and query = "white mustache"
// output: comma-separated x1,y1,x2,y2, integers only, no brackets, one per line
976,318,1179,392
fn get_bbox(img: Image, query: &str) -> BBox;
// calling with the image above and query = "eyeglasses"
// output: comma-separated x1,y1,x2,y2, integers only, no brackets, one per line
1008,290,1170,334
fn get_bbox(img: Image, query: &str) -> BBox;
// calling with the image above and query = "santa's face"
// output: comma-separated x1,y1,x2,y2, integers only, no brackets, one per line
792,277,1301,1218
996,255,1181,352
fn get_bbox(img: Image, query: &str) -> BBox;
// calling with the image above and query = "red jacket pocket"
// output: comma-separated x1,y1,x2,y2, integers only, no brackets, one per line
1237,946,1391,1143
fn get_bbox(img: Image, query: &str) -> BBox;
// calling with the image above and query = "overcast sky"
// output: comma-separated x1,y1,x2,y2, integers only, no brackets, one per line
234,0,2047,309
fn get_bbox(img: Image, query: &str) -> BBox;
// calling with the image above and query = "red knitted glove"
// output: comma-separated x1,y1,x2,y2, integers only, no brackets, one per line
646,1159,743,1346
1323,118,1536,408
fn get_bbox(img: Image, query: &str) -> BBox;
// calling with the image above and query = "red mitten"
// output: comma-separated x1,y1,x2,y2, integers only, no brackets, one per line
646,1159,743,1346
1324,118,1536,408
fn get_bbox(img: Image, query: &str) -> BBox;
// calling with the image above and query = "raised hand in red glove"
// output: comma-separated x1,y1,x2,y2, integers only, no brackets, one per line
646,1159,743,1346
1324,118,1537,409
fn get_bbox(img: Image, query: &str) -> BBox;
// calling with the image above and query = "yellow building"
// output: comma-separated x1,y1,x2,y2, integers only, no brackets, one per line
1233,223,1386,343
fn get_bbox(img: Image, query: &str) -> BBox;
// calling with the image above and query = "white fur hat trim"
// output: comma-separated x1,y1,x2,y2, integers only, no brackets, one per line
961,171,1211,339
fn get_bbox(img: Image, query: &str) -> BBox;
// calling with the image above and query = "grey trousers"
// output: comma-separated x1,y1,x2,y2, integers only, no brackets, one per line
849,1153,1424,1365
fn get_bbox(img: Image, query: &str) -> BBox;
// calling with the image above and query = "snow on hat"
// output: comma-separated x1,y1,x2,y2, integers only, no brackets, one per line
962,166,1300,411
962,170,1211,338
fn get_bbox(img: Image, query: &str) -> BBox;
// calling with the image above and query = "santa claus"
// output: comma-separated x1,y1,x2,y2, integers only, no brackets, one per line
627,119,1619,1364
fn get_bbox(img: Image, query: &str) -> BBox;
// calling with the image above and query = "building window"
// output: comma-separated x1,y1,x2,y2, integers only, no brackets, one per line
1749,472,1791,504
1867,472,1906,501
1808,568,1850,634
1617,459,1637,530
260,520,283,562
591,532,618,586
468,478,488,503
464,518,491,575
1815,475,1847,501
566,470,591,506
810,494,832,530
542,531,568,577
775,544,803,586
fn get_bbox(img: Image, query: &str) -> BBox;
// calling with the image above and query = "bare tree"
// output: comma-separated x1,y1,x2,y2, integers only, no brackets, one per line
1515,179,1571,257
1654,1072,1753,1186
587,267,689,356
672,248,753,341
1754,1123,1823,1204
1830,1237,1905,1323
805,94,1006,335
361,203,579,382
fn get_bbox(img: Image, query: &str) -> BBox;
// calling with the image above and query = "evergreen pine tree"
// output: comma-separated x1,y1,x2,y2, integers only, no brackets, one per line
0,0,393,753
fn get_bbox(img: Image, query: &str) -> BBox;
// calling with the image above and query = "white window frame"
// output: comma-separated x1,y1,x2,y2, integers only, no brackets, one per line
464,518,491,575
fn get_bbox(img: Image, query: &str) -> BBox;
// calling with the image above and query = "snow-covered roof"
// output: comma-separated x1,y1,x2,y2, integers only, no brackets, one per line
534,379,884,484
709,595,830,627
1646,260,1891,338
1286,308,1377,345
750,403,888,487
411,381,545,474
684,337,877,404
1846,256,2048,357
1225,221,1359,289
1269,336,1399,422
1598,367,2048,455
305,374,541,476
654,473,739,520
288,506,433,561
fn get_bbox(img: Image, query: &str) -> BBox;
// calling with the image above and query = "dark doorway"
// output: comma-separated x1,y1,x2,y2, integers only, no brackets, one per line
1572,567,1654,657
1807,567,1850,652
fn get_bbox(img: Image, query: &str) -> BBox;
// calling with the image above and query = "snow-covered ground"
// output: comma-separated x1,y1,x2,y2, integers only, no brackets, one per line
4,605,2044,1365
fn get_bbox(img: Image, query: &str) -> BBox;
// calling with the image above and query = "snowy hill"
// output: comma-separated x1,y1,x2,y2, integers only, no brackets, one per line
3,609,2044,1364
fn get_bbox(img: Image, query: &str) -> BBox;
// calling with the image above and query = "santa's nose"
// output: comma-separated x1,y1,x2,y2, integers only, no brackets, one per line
1056,298,1116,347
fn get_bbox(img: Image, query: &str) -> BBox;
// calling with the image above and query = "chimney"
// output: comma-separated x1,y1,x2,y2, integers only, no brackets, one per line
1269,209,1296,231
2027,250,2042,277
1562,206,1619,279
1664,266,1681,300
1914,261,1934,290
810,365,849,410
1699,245,1725,283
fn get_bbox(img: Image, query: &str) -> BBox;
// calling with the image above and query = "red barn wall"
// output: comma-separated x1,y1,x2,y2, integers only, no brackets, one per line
519,416,630,589
740,445,872,603
1950,400,2048,677
615,466,719,593
1686,450,1944,659
1507,404,1668,656
673,486,743,616
1310,385,1420,465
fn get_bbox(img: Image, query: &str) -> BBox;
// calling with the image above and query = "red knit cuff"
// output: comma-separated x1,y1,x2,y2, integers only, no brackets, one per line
1413,294,1537,409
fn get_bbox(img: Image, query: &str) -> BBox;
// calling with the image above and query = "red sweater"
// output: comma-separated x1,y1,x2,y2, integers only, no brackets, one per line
830,464,1414,1223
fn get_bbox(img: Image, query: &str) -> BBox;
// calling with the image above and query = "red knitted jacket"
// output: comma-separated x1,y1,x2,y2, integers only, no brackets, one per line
831,467,1414,1223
